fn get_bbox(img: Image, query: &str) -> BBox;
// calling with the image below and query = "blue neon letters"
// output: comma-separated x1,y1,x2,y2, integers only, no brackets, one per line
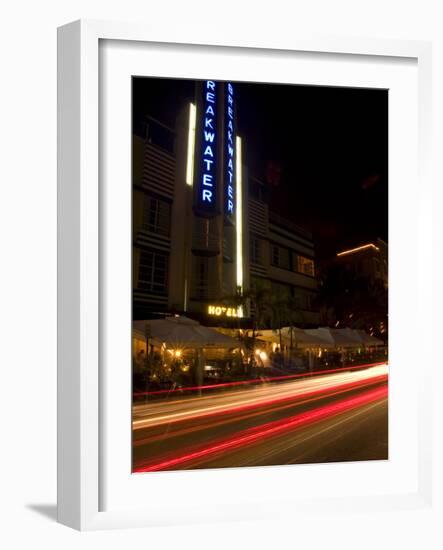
225,82,235,219
196,80,236,218
200,81,217,208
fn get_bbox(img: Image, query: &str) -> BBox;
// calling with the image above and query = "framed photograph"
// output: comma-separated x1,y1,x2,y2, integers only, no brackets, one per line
57,20,435,531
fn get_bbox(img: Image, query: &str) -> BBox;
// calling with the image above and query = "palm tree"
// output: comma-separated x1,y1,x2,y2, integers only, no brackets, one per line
267,291,303,353
285,295,305,350
222,282,274,367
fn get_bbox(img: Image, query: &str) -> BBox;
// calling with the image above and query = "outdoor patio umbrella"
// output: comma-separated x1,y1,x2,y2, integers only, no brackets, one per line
304,327,359,348
334,328,366,347
282,327,333,348
133,316,240,350
355,329,384,347
256,327,331,349
333,327,385,348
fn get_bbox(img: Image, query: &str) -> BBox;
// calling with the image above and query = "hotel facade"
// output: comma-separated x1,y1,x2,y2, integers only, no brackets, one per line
133,80,319,327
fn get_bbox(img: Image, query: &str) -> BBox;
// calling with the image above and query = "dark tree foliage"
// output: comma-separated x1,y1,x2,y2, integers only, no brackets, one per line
316,265,388,338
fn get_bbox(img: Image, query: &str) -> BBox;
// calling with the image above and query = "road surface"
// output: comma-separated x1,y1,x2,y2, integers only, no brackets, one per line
132,363,388,472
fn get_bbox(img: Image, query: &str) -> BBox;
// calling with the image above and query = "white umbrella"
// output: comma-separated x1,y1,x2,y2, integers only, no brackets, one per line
355,329,385,347
305,327,358,348
256,327,331,349
304,327,384,348
282,327,332,348
334,328,365,347
133,316,240,350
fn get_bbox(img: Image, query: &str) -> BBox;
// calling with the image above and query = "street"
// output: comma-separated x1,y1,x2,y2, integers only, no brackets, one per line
133,363,388,472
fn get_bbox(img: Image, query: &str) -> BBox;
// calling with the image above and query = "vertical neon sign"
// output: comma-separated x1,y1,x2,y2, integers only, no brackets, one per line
197,80,218,212
225,82,236,222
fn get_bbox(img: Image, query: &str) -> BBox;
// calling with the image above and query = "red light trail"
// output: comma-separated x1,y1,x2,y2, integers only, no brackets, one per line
133,361,386,397
134,373,387,431
133,373,387,447
134,384,387,472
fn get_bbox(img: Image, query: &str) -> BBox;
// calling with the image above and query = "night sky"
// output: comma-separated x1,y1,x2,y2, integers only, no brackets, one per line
133,78,388,262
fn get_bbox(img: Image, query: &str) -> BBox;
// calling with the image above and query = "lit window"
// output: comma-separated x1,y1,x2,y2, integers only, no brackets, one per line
297,255,315,276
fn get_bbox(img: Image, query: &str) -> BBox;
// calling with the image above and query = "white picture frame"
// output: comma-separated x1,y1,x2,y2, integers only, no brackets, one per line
57,19,435,531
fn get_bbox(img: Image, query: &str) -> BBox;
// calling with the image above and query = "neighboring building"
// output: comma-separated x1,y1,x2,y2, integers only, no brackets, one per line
133,80,319,327
316,240,388,336
335,240,388,288
248,178,319,327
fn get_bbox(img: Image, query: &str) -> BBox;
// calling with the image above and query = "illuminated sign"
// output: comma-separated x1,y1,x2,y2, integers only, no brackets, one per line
196,80,218,213
337,243,380,257
225,82,235,221
208,305,242,318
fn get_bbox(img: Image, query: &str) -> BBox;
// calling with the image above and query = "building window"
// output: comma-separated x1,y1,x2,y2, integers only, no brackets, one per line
138,250,168,294
271,281,291,300
292,291,312,310
250,237,262,264
249,178,268,202
293,295,302,310
146,119,175,154
271,245,279,266
297,255,315,277
250,276,269,293
271,244,290,270
142,196,171,237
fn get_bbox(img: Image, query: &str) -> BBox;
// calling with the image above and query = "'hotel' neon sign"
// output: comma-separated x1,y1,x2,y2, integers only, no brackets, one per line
208,305,242,318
